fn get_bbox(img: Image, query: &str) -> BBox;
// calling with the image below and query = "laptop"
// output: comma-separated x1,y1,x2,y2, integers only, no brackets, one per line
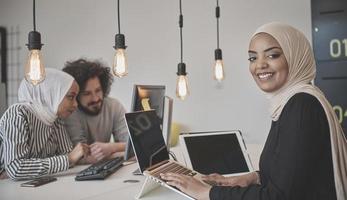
124,135,135,161
179,130,254,176
125,110,204,200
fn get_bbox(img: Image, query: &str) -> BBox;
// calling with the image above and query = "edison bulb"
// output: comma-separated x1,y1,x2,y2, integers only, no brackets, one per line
176,75,189,100
25,49,45,85
113,48,128,77
214,59,224,82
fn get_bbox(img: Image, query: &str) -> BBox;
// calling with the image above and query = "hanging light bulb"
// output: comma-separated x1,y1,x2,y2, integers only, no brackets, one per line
25,48,45,84
176,63,189,100
213,0,225,82
112,0,128,77
25,0,45,85
113,34,128,77
175,0,190,100
214,48,225,81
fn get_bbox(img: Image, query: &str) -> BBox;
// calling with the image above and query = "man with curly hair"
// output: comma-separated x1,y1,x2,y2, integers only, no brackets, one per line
62,58,128,163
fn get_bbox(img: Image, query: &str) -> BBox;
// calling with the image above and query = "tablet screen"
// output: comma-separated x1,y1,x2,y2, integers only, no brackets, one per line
183,133,250,175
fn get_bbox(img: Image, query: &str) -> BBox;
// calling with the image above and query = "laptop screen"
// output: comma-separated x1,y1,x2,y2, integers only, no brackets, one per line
125,110,169,173
183,132,250,175
124,136,134,161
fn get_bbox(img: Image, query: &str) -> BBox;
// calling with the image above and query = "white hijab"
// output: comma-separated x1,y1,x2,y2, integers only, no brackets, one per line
18,68,74,126
252,22,347,200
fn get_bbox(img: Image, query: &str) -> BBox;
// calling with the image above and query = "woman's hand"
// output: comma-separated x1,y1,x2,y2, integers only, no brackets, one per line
160,173,212,200
202,171,260,187
68,143,89,166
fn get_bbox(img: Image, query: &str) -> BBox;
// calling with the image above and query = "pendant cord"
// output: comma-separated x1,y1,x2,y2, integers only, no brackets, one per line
216,0,220,49
179,0,183,63
117,0,121,34
33,0,36,31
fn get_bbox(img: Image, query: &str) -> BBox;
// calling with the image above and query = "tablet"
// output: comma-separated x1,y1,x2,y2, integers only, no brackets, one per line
179,130,254,176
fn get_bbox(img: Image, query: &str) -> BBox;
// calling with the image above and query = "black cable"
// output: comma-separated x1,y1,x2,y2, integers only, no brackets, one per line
168,151,177,161
216,0,220,49
179,0,183,63
33,0,36,31
117,0,121,34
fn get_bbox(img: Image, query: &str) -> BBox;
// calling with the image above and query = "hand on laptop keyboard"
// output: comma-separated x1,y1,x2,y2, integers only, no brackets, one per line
150,162,197,179
160,172,212,200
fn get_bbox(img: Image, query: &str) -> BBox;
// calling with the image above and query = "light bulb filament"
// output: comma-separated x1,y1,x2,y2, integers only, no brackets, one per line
176,75,189,100
25,49,45,85
29,53,41,81
113,48,128,77
214,59,224,81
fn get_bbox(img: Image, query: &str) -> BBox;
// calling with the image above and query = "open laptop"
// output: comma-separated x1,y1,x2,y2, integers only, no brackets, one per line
179,130,254,176
124,135,135,161
125,110,204,200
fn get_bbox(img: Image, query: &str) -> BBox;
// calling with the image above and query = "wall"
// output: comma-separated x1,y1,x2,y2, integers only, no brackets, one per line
0,0,312,144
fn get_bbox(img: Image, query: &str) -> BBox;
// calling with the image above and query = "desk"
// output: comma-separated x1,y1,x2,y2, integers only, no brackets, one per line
0,144,262,200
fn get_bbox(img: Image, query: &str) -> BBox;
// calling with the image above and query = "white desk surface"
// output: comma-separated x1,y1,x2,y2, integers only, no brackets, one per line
0,144,263,200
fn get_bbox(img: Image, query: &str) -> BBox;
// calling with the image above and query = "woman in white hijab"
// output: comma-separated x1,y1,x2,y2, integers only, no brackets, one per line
161,22,347,200
0,68,88,180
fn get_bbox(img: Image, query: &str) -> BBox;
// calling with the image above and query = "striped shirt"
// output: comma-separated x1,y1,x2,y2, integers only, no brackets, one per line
0,104,72,180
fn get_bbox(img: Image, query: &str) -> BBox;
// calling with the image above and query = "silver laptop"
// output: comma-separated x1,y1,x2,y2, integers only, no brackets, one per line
179,130,254,177
125,110,204,200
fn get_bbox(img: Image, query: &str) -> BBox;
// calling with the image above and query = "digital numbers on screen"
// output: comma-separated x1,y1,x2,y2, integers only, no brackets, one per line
128,113,152,136
330,38,347,58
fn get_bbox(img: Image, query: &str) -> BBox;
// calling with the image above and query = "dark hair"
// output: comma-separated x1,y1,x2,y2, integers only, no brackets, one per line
63,58,113,97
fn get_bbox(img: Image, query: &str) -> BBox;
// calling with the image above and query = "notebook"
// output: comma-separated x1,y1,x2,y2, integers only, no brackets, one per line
124,134,135,161
179,130,254,176
125,110,204,200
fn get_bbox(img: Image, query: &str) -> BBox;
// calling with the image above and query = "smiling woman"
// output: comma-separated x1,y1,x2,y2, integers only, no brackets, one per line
248,33,289,93
161,22,347,200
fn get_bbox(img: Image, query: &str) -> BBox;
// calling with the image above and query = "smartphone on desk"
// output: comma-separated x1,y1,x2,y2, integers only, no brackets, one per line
20,177,57,187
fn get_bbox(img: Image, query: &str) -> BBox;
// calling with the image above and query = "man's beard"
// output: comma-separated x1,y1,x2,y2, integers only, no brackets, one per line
78,100,103,116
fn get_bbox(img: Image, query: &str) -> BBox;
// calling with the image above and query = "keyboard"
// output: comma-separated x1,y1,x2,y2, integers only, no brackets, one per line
147,161,217,186
75,157,124,181
148,161,197,179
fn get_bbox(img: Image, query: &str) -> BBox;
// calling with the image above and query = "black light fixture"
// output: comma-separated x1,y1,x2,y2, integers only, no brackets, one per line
25,0,45,85
213,0,225,82
112,0,128,77
176,0,189,100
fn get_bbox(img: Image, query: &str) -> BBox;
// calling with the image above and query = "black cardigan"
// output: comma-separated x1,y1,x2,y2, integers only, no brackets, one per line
210,93,336,200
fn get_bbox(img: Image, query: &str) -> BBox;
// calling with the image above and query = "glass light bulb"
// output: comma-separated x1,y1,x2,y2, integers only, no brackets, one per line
176,75,189,100
112,48,128,77
25,49,45,85
214,59,225,82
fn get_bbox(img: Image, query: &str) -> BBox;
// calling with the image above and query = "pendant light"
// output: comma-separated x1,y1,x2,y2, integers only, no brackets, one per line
25,0,45,85
213,0,225,82
176,0,189,100
112,0,128,77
